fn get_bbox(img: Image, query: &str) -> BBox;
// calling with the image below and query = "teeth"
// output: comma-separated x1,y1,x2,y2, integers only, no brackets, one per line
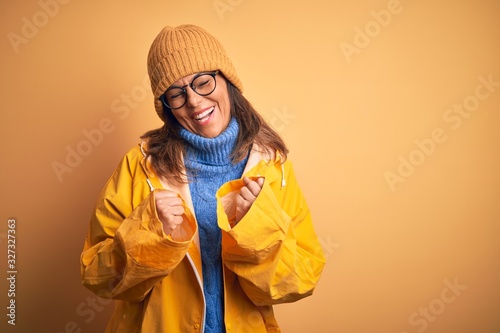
194,107,214,120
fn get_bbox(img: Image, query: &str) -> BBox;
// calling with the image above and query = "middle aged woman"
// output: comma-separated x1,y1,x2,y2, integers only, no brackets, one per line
81,24,326,333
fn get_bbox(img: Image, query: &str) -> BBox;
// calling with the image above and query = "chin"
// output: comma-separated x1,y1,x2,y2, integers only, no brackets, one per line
202,131,221,138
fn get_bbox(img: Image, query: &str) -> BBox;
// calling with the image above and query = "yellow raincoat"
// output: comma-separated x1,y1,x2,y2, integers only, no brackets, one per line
80,142,326,332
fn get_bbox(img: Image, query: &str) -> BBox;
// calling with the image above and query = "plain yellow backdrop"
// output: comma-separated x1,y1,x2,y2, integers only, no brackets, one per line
1,0,499,332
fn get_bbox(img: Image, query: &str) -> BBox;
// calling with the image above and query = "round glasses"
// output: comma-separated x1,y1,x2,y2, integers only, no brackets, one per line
160,71,219,110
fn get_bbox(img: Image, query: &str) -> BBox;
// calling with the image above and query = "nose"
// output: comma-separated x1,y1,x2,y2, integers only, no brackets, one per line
185,86,202,108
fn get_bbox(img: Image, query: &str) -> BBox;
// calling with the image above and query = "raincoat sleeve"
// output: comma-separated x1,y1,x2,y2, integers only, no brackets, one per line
80,147,196,302
216,160,326,306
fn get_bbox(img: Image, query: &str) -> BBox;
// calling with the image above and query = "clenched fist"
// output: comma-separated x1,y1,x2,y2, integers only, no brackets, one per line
155,190,185,235
235,177,264,223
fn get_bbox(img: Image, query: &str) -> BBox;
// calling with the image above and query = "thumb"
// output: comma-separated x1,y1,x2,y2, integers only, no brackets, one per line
257,177,264,187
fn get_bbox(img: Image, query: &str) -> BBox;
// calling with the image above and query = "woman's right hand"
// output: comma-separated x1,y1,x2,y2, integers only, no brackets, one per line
155,190,185,235
235,177,264,224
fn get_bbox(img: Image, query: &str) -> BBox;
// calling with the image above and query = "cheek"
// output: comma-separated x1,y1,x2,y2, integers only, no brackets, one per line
171,110,190,124
216,91,231,113
218,98,232,123
221,97,231,112
215,80,231,111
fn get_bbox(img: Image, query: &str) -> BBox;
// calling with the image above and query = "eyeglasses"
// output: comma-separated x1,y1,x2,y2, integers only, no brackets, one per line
160,70,219,110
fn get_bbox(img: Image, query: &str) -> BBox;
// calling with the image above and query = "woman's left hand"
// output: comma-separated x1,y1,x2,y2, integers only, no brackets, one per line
235,177,264,224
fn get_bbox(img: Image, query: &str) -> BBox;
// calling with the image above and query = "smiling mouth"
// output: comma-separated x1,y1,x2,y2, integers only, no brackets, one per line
193,107,215,123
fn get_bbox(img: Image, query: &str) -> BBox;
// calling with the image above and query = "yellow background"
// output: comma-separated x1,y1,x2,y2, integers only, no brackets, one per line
1,0,499,332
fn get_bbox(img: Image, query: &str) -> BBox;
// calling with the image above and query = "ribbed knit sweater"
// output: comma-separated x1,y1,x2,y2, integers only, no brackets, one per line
179,118,248,333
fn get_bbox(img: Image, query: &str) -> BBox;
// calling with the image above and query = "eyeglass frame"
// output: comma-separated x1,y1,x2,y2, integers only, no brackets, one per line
159,70,220,110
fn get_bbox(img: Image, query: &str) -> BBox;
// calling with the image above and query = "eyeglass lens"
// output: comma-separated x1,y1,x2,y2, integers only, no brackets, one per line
163,73,217,109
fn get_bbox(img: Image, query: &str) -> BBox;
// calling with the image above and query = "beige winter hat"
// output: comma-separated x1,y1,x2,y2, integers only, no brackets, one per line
147,24,243,121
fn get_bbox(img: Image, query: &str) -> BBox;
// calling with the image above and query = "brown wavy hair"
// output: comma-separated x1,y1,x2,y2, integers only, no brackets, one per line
141,78,288,184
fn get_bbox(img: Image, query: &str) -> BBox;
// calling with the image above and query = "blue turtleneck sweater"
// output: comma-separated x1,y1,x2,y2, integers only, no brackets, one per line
179,118,248,333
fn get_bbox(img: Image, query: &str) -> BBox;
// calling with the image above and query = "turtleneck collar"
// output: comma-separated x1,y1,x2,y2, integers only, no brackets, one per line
179,117,239,166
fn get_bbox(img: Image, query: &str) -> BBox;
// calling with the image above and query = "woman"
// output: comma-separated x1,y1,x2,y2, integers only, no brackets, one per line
81,24,326,333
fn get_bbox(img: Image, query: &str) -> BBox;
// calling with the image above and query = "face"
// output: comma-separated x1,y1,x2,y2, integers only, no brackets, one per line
167,72,231,138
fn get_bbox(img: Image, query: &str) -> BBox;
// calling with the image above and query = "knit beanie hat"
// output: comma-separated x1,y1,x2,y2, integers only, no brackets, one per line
147,24,243,121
